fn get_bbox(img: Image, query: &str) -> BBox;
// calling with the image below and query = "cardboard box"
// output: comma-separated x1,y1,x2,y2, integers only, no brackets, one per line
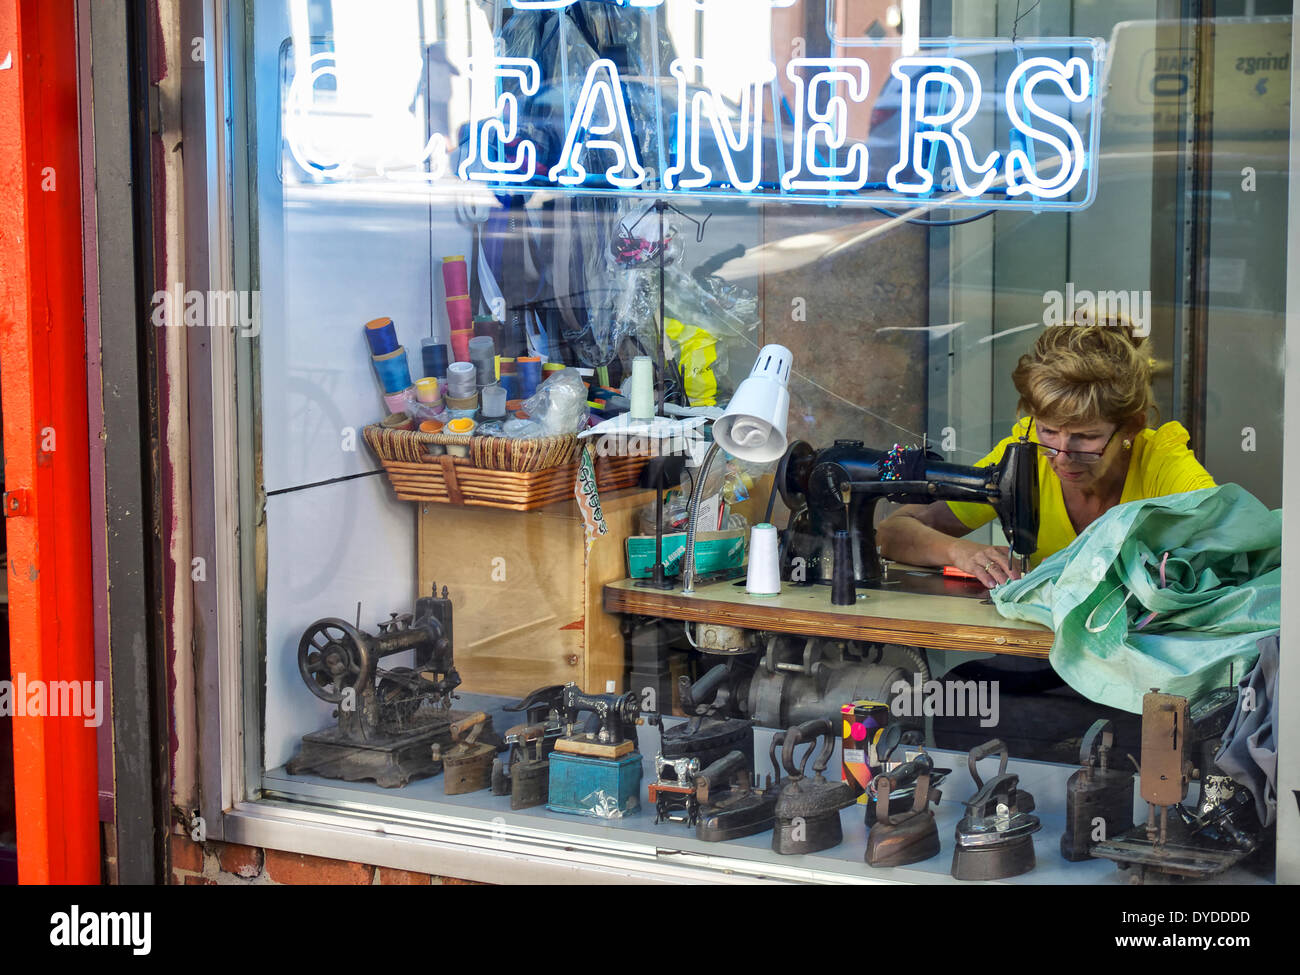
625,528,746,580
841,700,891,803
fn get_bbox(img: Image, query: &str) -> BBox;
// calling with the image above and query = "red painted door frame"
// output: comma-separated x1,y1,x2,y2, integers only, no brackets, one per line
0,0,100,884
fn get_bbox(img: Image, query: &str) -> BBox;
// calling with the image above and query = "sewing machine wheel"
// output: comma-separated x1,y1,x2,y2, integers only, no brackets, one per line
298,618,370,703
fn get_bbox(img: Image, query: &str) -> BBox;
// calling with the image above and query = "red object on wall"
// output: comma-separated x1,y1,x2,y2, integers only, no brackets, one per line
0,0,100,884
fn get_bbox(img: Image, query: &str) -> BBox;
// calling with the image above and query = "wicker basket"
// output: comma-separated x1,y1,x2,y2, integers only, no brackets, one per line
363,424,648,511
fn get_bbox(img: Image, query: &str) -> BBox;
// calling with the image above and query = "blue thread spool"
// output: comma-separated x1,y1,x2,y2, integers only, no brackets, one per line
518,357,542,399
499,374,520,401
372,347,413,394
364,317,399,357
422,339,448,380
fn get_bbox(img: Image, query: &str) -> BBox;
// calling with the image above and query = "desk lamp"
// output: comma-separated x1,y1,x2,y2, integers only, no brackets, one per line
681,345,793,595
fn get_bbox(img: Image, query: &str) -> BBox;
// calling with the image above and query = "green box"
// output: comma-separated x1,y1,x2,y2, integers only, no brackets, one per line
625,528,747,580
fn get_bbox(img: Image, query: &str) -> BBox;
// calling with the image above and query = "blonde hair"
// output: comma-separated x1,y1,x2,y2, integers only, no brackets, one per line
1013,321,1154,428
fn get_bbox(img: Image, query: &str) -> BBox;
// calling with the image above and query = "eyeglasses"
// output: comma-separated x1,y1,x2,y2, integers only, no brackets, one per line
1027,429,1118,466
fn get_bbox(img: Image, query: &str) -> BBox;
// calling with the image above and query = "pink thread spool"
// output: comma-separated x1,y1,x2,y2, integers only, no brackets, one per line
446,294,472,334
450,328,473,363
442,256,470,297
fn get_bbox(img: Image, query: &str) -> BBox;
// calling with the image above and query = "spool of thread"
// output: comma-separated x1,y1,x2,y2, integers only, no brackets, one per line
442,256,469,298
630,356,654,421
446,294,472,334
498,356,517,376
372,347,413,394
446,361,476,395
450,328,473,363
420,419,446,456
419,419,445,435
422,339,449,380
445,392,479,412
543,363,565,378
469,335,497,387
381,412,414,432
499,374,520,401
518,357,543,398
832,530,856,606
446,417,476,457
383,389,411,416
415,377,440,405
364,317,399,357
746,524,782,597
473,316,503,348
480,385,507,419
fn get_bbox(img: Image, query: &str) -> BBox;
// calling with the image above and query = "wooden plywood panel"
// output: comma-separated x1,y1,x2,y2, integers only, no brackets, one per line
419,503,585,697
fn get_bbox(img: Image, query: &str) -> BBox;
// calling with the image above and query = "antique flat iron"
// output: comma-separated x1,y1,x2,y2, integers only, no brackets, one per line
863,726,950,827
951,739,1040,881
1061,719,1135,861
649,666,757,826
772,718,855,855
287,585,476,788
492,685,565,809
866,753,942,868
432,711,500,795
695,749,778,842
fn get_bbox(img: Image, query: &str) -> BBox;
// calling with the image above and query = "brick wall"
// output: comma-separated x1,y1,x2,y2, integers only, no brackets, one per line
166,833,484,886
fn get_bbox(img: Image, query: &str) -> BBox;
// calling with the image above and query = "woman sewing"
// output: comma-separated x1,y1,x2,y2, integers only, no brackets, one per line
876,323,1216,588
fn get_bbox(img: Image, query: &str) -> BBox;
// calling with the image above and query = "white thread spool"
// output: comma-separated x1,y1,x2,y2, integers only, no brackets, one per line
630,356,655,421
746,523,781,597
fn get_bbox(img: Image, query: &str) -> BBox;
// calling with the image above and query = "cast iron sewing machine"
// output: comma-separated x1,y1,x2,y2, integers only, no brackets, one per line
287,584,489,788
777,438,1039,590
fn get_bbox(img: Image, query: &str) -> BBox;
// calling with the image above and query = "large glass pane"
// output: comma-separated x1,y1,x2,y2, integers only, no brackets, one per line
235,0,1289,883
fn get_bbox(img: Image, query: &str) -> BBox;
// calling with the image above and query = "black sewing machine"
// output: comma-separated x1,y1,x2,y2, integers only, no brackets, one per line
776,439,1039,590
287,584,488,788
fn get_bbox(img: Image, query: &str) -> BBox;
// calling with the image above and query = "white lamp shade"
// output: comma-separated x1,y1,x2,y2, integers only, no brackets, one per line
713,345,793,464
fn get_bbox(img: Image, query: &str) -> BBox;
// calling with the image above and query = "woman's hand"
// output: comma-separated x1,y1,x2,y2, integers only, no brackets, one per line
949,540,1023,589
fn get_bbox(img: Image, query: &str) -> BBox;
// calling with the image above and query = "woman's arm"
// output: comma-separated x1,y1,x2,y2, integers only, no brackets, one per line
876,502,1023,587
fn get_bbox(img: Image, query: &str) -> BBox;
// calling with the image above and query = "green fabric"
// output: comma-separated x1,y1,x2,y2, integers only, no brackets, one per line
990,485,1280,713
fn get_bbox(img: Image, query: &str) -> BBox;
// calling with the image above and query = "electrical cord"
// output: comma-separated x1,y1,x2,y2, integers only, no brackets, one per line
873,206,998,227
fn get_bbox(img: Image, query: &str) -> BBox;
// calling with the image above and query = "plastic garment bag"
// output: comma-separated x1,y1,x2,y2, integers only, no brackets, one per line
990,485,1281,713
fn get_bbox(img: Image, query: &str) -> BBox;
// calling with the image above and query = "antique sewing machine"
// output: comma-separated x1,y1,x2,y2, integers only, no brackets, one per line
287,584,488,788
547,682,644,817
776,438,1039,590
1090,690,1262,883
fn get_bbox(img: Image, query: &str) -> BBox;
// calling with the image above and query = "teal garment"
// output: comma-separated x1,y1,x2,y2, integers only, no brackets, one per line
990,485,1280,713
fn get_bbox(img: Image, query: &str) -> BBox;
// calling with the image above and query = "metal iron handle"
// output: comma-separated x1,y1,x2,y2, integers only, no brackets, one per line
768,732,786,786
967,738,1009,790
874,722,905,768
696,750,748,804
965,771,1021,819
1080,718,1114,770
782,718,835,780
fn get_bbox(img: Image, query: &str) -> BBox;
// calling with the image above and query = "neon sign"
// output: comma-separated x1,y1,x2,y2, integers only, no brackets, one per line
286,34,1105,211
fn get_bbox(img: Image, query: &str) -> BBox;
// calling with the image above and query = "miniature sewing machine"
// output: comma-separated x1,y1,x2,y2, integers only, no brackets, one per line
287,584,483,788
546,682,644,818
777,439,1039,590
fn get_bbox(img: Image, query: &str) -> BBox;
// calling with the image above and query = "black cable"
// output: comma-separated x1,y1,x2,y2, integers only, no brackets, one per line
873,206,998,227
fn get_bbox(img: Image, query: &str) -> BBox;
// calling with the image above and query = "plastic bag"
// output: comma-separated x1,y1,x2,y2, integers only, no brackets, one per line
522,368,588,436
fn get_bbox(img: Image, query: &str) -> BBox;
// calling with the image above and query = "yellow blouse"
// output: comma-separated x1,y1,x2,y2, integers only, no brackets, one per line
945,418,1217,568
